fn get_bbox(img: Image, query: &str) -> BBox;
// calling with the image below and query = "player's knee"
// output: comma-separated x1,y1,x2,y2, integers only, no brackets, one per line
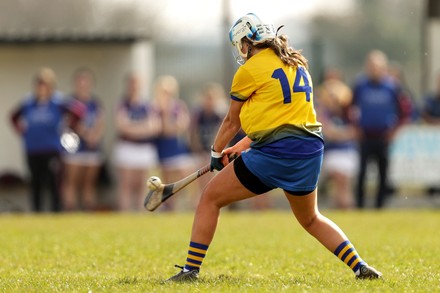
198,187,223,208
298,213,318,231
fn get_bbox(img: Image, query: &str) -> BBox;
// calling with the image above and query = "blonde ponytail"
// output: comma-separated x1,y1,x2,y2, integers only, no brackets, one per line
254,34,308,69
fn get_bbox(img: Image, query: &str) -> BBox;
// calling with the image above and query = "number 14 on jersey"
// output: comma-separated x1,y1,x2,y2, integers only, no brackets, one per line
271,66,312,104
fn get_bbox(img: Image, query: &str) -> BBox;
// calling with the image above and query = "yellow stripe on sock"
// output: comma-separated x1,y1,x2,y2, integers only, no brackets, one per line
189,247,207,255
337,244,353,259
350,258,361,269
343,251,356,264
187,255,204,262
185,261,201,268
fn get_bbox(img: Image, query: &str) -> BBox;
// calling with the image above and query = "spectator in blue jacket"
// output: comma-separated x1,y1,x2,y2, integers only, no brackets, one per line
350,50,405,209
10,68,83,212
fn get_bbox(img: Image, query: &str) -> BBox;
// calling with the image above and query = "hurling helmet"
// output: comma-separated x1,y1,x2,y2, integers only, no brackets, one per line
228,13,276,65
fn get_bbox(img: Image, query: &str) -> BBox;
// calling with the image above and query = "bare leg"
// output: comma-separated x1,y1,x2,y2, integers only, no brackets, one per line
331,171,355,209
83,165,100,210
284,189,348,252
285,189,384,278
251,192,271,210
193,154,213,209
132,168,147,211
62,162,81,211
167,163,257,282
171,166,381,280
190,163,256,245
117,167,133,211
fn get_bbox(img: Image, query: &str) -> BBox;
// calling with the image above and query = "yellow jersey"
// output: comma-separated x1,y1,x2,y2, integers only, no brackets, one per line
230,48,322,147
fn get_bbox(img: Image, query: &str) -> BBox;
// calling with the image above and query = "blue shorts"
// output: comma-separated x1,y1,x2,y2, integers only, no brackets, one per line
239,148,323,195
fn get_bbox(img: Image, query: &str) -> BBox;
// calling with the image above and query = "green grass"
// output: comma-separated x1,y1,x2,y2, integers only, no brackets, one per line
0,210,439,292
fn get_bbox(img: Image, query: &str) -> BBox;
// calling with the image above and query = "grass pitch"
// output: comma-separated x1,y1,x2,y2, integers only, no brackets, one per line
0,209,439,292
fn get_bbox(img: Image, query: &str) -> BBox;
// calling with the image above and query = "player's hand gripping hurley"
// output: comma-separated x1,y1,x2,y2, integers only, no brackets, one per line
144,164,211,211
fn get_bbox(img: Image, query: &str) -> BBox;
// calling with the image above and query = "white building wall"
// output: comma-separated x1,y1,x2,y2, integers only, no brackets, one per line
427,19,440,91
131,40,155,98
429,18,440,90
0,41,154,178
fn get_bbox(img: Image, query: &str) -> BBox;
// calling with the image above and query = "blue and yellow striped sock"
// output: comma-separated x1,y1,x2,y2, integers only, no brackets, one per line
334,240,366,275
184,241,209,272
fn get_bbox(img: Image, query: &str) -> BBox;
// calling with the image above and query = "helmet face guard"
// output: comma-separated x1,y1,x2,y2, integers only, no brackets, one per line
231,42,246,65
229,13,276,65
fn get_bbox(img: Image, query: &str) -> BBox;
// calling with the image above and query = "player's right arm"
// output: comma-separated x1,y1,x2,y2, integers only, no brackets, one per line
212,99,243,153
212,65,254,153
210,100,243,171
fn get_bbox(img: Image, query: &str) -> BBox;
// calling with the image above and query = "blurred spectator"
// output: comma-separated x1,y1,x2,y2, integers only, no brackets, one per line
153,75,194,211
421,70,440,125
190,82,227,156
350,50,406,209
317,68,357,209
9,67,82,212
113,73,161,211
62,68,105,211
190,82,227,201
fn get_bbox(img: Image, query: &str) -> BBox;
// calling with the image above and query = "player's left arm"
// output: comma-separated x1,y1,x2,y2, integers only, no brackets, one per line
222,135,252,157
